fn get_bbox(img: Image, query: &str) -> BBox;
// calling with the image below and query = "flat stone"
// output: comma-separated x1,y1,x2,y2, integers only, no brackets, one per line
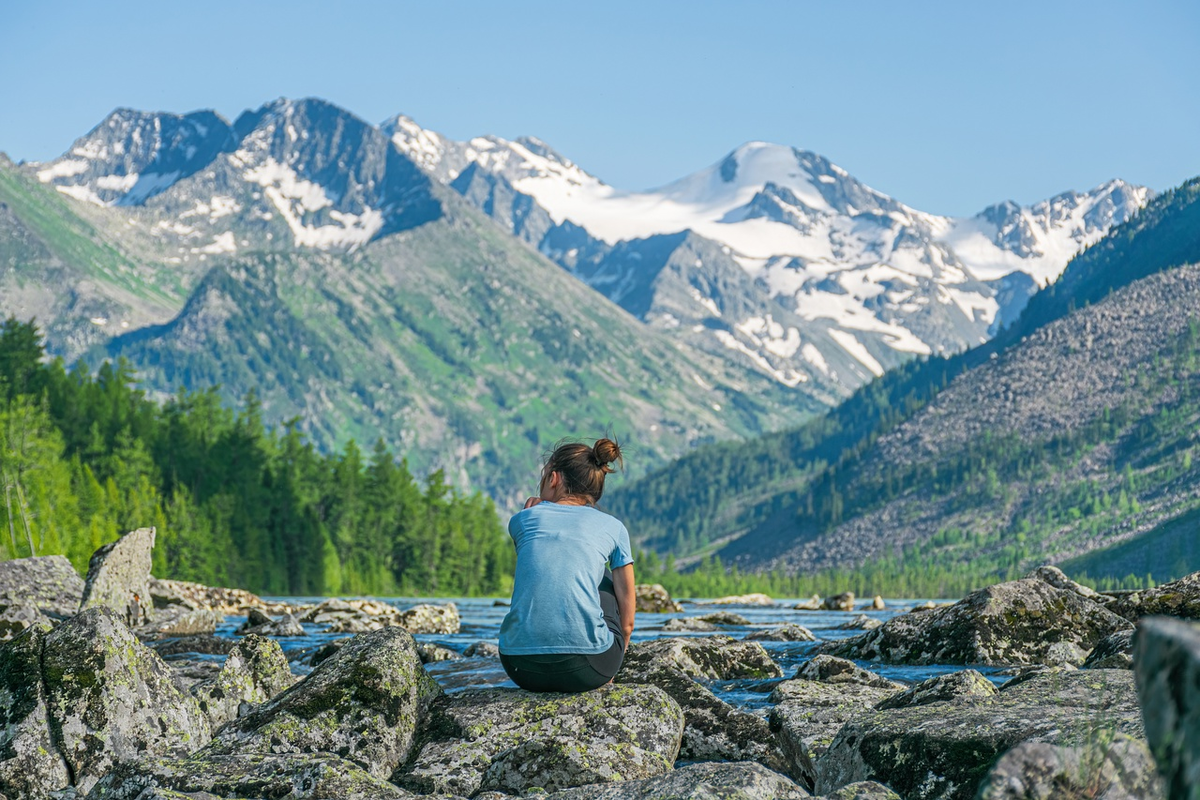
814,670,1145,800
542,761,810,799
1134,616,1200,799
397,684,684,796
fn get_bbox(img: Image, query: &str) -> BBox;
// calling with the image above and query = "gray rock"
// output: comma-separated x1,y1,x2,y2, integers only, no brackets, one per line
703,594,775,607
419,642,463,663
634,583,684,613
309,637,351,667
1113,571,1200,620
0,555,84,620
817,577,1131,666
868,596,886,611
745,623,816,642
814,670,1145,800
0,623,72,799
84,752,413,799
148,578,264,615
1026,565,1100,598
662,617,721,632
620,636,783,680
821,780,901,799
398,684,684,796
191,634,295,729
793,595,823,611
618,665,787,774
167,658,223,692
79,527,157,624
397,602,460,634
975,735,1164,800
42,607,212,793
542,761,810,799
206,626,442,779
141,608,223,638
237,611,305,637
794,655,904,690
148,633,237,658
0,600,53,640
1134,616,1200,799
1083,628,1135,669
836,615,881,631
700,611,752,626
822,593,855,612
874,669,995,710
463,640,499,658
768,681,899,789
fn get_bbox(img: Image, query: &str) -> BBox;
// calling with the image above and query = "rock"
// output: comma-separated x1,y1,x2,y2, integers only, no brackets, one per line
148,633,237,658
975,735,1163,800
206,626,442,779
745,623,816,642
822,592,855,612
813,669,1145,800
1113,571,1200,620
309,637,351,667
464,640,499,658
634,583,683,613
541,761,810,799
1083,628,1135,669
700,611,751,625
0,623,72,799
397,602,460,634
40,607,211,793
166,659,224,692
793,655,903,690
704,593,775,607
817,577,1132,666
149,577,265,614
493,599,510,607
661,617,720,632
299,597,357,623
618,664,787,774
398,684,684,796
0,554,84,620
836,614,881,631
85,752,411,799
140,608,223,638
874,669,996,710
793,595,823,611
324,614,380,633
79,527,157,624
0,600,53,640
1026,565,1100,598
768,680,899,789
1134,616,1200,799
869,596,886,611
620,636,783,680
237,611,306,637
418,643,463,663
190,634,295,729
822,781,901,799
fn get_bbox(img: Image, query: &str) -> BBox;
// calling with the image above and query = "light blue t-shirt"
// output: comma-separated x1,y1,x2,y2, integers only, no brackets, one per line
498,503,634,655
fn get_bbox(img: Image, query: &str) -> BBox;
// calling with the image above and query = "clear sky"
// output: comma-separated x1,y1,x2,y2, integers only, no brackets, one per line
1,0,1197,216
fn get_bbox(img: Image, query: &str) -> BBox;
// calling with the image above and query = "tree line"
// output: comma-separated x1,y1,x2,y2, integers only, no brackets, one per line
0,318,514,596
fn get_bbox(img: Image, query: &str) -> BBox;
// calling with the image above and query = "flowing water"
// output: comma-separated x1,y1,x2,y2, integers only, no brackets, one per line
202,596,1007,710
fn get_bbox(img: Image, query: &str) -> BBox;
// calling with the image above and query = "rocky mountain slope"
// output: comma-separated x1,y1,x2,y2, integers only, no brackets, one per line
609,178,1200,586
1,99,811,503
386,116,1150,395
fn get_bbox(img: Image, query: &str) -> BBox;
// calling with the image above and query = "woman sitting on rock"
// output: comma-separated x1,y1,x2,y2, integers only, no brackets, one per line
498,438,635,692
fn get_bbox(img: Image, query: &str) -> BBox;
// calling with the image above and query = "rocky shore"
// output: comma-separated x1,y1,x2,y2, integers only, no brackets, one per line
1,531,1198,799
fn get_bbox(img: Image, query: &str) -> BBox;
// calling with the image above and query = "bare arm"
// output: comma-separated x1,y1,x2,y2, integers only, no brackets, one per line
612,563,636,647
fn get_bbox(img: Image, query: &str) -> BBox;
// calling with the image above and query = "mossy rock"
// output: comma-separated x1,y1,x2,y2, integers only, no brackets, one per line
191,634,295,729
619,635,782,680
539,761,809,799
0,622,72,798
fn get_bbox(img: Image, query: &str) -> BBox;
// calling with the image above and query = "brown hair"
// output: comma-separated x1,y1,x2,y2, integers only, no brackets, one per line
543,438,623,504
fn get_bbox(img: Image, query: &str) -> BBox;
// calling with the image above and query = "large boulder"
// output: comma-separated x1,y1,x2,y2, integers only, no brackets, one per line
0,623,72,798
817,577,1131,666
397,602,460,634
79,527,157,623
874,669,996,710
85,752,412,799
620,636,782,680
1113,571,1200,620
974,735,1163,800
814,670,1144,800
398,685,684,796
634,583,683,613
793,656,904,690
237,610,306,637
1134,616,1200,799
205,626,442,779
41,607,212,793
1083,628,1135,669
745,623,816,642
0,554,84,619
541,761,810,799
191,634,295,729
140,608,224,638
822,592,855,612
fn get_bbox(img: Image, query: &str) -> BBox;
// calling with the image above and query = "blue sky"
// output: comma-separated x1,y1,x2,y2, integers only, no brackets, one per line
1,0,1196,216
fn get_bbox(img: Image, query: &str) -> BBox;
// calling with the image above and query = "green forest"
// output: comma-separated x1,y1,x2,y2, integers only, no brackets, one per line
0,318,513,596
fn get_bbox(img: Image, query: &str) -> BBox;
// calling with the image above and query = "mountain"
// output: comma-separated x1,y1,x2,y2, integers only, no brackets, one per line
386,117,1150,397
607,178,1200,589
2,98,813,505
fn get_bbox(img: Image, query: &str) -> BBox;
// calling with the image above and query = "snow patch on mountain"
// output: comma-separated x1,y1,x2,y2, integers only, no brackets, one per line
241,157,383,249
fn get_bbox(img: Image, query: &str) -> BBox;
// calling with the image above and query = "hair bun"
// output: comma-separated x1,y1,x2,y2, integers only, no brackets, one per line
591,438,623,473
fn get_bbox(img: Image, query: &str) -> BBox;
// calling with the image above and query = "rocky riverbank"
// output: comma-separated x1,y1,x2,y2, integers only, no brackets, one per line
1,531,1198,798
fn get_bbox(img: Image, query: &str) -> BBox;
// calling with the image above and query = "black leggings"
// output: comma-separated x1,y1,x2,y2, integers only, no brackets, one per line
500,571,625,693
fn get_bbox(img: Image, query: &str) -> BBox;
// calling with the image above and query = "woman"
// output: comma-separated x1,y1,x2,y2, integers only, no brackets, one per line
498,438,635,692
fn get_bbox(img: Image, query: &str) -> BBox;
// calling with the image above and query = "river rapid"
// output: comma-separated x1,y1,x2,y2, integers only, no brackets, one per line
199,596,1005,711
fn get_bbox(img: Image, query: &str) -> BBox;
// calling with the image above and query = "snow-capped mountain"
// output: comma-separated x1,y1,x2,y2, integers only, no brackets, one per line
388,119,1151,392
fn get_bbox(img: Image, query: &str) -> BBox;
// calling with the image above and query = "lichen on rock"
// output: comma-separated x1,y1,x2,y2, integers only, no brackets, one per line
620,635,782,680
190,634,295,730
